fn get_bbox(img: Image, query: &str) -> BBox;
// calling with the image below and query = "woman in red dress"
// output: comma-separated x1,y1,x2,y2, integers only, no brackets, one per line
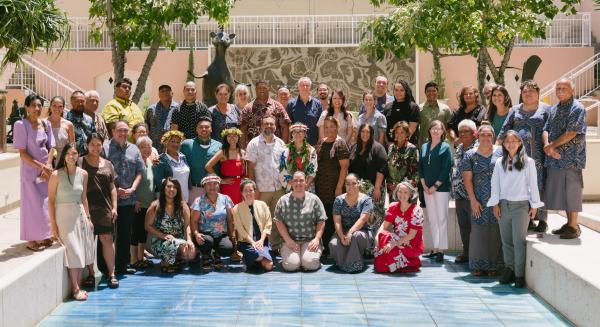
205,128,245,204
374,181,424,273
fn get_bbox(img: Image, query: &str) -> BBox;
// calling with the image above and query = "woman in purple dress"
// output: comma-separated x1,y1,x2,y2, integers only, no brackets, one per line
14,94,56,251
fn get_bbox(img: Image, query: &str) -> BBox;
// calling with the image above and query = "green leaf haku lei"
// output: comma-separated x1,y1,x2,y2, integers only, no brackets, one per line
287,139,310,173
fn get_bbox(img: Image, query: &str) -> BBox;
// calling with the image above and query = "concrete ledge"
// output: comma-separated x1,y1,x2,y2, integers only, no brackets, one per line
423,202,462,252
526,214,600,327
0,245,70,327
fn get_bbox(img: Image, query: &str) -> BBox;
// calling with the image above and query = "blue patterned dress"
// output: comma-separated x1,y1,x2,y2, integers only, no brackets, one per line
460,147,503,272
499,103,549,221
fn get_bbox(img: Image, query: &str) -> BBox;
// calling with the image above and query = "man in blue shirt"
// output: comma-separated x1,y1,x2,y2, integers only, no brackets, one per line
543,78,587,239
286,77,322,145
103,120,145,274
359,75,394,115
67,90,96,155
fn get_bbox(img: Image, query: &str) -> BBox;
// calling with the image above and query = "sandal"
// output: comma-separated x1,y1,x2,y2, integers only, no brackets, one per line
487,270,497,277
26,242,45,252
160,264,179,273
107,276,119,289
202,257,212,269
214,257,224,270
231,250,243,262
472,269,483,277
41,239,54,247
73,290,88,301
82,275,95,288
141,259,154,268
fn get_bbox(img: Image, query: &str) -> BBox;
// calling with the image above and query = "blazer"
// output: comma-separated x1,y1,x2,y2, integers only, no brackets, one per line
232,200,272,243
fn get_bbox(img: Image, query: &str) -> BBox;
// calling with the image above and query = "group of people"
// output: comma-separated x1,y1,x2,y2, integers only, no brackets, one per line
14,73,586,300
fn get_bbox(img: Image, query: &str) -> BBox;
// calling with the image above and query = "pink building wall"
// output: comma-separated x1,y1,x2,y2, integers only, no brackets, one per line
417,47,595,108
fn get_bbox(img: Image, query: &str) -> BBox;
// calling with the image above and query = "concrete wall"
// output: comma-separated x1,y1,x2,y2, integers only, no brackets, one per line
56,0,395,17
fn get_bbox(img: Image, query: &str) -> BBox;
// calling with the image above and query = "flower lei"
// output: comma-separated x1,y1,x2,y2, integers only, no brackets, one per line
287,139,310,173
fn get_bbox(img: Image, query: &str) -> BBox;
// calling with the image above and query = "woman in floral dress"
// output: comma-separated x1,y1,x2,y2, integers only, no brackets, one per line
374,181,424,273
145,177,196,272
279,123,318,192
386,121,419,199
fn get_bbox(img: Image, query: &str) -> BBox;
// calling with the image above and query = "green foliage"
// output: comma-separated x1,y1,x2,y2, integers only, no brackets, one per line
361,0,580,91
0,0,70,67
89,0,235,51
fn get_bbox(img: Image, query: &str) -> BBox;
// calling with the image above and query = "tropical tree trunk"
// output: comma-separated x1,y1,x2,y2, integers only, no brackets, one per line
477,48,487,106
431,47,445,99
480,37,515,88
187,47,195,82
106,0,124,86
132,36,161,104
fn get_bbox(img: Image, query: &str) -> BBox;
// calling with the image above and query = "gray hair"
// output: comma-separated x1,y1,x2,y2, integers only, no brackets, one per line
84,90,100,98
457,119,477,133
297,76,312,86
393,181,419,204
556,78,575,89
136,135,153,147
239,178,257,192
234,84,250,98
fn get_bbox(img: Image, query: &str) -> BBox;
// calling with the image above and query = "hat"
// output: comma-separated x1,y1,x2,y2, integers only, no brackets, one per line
201,174,221,186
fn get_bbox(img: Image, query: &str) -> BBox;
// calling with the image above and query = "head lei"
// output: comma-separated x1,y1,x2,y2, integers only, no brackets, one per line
220,127,243,138
201,174,221,186
289,123,308,134
161,130,185,144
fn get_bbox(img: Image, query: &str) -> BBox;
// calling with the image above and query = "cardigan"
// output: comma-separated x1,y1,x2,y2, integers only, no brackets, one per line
232,200,273,242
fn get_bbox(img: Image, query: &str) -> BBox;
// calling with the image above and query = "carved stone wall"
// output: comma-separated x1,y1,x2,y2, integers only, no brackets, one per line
226,47,415,111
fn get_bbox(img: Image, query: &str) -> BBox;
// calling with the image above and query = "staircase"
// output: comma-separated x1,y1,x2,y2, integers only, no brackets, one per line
540,53,600,137
6,55,83,106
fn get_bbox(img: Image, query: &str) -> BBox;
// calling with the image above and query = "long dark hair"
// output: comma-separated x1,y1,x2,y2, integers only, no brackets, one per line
501,130,527,172
222,133,242,159
393,80,415,104
355,123,374,157
157,177,184,220
486,85,512,122
327,89,350,121
56,142,79,185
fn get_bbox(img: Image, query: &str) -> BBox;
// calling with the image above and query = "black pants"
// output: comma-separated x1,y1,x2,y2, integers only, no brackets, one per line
322,201,335,253
198,234,233,258
130,207,148,245
115,205,135,272
455,198,472,257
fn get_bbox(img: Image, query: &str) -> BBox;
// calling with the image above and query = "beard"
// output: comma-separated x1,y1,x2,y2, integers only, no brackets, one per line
263,129,274,136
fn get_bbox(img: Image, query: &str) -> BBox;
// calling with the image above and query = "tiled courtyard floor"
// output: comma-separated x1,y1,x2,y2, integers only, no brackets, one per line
39,255,572,327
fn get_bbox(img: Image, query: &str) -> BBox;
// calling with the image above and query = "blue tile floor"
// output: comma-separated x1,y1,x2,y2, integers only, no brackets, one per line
39,254,573,327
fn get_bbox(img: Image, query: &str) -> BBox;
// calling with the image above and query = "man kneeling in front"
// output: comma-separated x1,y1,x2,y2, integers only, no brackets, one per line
274,171,327,271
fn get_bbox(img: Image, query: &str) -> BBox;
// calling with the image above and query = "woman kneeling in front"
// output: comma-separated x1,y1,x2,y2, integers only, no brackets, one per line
374,181,424,273
232,179,274,271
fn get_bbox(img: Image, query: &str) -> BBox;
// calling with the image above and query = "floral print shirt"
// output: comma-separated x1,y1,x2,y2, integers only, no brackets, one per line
191,193,234,237
387,143,419,188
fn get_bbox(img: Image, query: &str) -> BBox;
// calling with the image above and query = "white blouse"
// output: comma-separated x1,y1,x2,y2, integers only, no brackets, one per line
487,156,544,208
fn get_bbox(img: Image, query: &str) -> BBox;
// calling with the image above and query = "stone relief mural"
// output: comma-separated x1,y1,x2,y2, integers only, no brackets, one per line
226,47,415,112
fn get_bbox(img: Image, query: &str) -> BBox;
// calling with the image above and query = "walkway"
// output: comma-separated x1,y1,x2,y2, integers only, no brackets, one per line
39,255,571,326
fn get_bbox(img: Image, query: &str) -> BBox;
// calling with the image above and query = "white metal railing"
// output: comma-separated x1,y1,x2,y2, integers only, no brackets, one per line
515,13,591,47
62,13,591,50
7,55,83,105
540,52,600,105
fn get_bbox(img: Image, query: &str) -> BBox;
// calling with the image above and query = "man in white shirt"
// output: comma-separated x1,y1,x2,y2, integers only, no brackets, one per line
247,115,287,252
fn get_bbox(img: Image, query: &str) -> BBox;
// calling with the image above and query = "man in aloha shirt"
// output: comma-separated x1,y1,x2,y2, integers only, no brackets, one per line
247,115,287,251
274,171,328,272
543,79,587,240
102,77,145,133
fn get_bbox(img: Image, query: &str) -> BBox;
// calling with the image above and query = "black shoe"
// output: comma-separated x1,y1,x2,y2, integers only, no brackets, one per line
454,255,469,264
115,266,136,275
423,251,435,259
533,220,548,233
514,277,526,288
551,223,568,235
527,220,536,231
499,268,515,284
435,252,444,263
560,225,581,239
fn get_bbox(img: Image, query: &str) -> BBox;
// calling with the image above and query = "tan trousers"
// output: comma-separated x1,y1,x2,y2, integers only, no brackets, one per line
259,188,286,249
280,241,322,271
